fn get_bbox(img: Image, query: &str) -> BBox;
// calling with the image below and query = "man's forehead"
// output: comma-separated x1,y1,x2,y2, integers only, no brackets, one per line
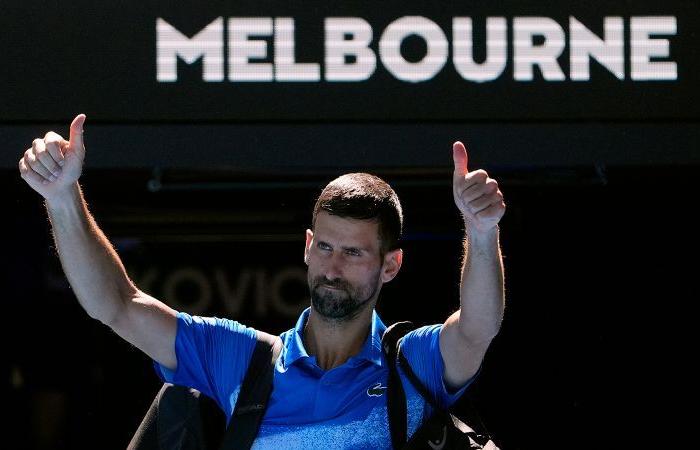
313,212,380,248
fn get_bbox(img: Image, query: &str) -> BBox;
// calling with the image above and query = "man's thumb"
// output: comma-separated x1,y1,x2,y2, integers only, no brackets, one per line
452,141,469,176
69,114,86,150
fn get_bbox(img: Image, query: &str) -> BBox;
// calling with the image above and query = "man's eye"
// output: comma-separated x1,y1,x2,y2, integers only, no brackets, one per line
318,243,331,251
346,250,361,256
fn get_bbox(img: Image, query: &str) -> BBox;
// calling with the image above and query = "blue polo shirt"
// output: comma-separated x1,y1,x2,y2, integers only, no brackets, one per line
154,307,475,449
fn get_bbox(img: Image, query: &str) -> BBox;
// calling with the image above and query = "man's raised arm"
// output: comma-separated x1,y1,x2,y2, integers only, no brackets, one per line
18,114,178,370
439,141,506,391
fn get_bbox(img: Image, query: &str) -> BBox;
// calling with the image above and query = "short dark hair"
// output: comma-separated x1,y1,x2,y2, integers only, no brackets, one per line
312,173,403,257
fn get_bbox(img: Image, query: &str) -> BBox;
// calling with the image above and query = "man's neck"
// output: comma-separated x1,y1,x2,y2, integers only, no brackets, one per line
303,305,374,371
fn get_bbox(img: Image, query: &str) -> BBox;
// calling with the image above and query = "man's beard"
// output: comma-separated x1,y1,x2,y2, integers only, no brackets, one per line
309,273,380,322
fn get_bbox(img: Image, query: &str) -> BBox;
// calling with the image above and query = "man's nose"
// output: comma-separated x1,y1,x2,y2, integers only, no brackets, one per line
324,253,344,281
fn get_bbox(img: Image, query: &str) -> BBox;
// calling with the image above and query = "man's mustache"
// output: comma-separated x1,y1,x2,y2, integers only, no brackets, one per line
313,277,349,291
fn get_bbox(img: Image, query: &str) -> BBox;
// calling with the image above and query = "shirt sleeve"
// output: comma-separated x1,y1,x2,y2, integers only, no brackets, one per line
153,312,257,412
399,324,480,409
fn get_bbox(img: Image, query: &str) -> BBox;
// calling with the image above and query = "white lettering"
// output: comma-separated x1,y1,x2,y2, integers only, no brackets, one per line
155,16,679,84
630,16,677,81
156,18,224,82
453,17,507,83
228,18,273,82
379,16,448,83
275,18,321,81
513,17,566,81
324,18,376,82
570,17,624,81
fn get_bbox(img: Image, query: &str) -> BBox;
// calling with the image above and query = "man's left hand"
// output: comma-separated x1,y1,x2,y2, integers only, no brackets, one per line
452,141,506,234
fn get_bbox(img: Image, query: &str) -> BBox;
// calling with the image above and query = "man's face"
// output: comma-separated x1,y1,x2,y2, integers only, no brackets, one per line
304,211,402,322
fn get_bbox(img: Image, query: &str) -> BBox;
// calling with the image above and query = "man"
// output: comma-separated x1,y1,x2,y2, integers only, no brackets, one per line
18,114,506,448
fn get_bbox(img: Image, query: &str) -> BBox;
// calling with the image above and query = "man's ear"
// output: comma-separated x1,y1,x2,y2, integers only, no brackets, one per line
381,248,403,283
304,229,313,265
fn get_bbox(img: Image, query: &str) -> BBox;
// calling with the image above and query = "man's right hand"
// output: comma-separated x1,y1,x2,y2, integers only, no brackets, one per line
18,112,179,370
19,114,87,202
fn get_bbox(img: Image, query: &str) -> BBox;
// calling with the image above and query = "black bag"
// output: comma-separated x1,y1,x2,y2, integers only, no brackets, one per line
127,330,282,450
382,321,499,450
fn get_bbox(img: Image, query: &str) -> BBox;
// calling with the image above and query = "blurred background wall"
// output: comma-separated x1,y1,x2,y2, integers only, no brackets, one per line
1,1,697,448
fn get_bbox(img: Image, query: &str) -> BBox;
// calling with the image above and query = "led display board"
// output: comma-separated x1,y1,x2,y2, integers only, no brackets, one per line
1,0,696,121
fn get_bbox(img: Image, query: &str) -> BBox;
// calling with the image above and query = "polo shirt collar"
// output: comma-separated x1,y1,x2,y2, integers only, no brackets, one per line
283,306,387,368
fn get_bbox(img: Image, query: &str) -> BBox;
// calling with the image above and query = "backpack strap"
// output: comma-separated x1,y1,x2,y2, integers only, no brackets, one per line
219,331,283,450
397,350,444,411
382,321,416,450
385,323,494,448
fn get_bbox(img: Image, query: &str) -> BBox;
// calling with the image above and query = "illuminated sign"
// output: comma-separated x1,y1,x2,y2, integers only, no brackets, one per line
0,1,696,122
157,16,677,83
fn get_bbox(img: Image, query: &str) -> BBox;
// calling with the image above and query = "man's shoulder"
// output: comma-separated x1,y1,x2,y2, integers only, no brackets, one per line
396,324,443,371
399,323,442,344
175,312,260,343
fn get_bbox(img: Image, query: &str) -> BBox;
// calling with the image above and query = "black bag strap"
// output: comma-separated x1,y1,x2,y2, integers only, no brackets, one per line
398,346,494,442
396,351,444,412
382,321,416,449
383,321,494,449
219,331,283,450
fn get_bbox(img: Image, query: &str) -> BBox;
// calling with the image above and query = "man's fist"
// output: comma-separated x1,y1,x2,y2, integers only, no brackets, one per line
452,141,505,233
18,114,86,201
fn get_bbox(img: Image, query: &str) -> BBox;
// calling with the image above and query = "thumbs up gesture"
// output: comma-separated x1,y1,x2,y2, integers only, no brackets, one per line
452,141,505,233
19,114,87,202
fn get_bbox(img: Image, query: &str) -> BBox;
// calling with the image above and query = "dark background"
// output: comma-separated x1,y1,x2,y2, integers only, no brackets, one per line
1,1,697,449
